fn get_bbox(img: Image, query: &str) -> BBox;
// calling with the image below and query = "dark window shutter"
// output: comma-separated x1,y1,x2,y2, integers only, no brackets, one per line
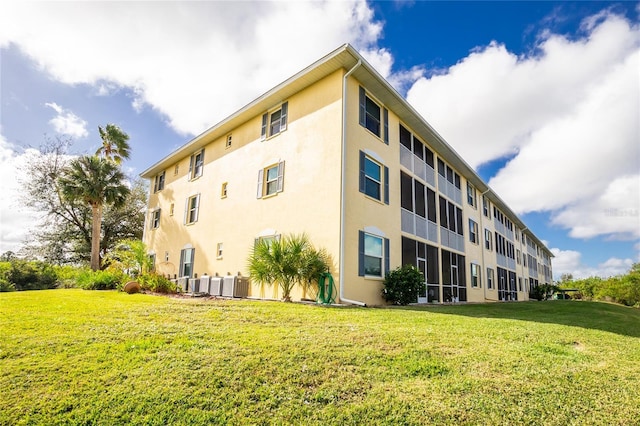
280,102,288,131
276,161,285,193
256,169,264,198
179,249,185,277
359,86,366,127
261,113,268,140
384,238,390,276
383,108,389,144
358,230,365,277
359,151,365,194
384,166,389,205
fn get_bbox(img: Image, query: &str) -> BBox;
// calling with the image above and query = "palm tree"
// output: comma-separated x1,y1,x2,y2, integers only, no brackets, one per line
95,124,131,164
59,156,130,271
247,233,329,302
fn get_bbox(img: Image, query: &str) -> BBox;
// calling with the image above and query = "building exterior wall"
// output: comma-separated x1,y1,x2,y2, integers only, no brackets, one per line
144,70,345,301
141,45,553,306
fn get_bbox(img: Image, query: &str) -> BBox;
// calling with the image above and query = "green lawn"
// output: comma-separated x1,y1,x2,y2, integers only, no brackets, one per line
1,290,639,425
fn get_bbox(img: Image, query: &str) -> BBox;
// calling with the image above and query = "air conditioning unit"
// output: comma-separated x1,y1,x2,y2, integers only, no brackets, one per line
221,275,236,297
235,277,249,298
199,276,211,295
177,277,188,292
188,278,199,294
209,277,223,296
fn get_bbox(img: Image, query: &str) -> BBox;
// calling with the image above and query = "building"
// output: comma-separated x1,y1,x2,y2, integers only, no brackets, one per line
140,44,553,305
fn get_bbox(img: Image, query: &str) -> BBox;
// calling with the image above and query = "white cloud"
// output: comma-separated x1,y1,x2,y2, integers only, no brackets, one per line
45,102,89,138
550,247,635,279
0,1,389,136
406,11,639,242
0,134,40,253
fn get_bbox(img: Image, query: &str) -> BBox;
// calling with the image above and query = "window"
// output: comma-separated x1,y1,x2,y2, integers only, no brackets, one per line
189,149,204,180
226,134,232,149
516,249,521,264
359,152,389,204
179,247,195,278
483,196,490,218
487,268,494,289
174,164,179,176
164,251,169,262
217,243,223,259
185,194,200,224
153,171,165,193
467,182,477,207
471,263,481,288
485,229,493,250
469,219,478,244
148,254,156,272
170,203,175,216
150,209,161,229
257,161,285,198
221,182,228,198
261,102,288,139
359,87,388,143
358,231,389,278
518,277,523,292
439,196,464,235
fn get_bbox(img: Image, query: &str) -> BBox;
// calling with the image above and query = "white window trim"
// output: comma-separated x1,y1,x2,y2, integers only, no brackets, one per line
184,194,200,225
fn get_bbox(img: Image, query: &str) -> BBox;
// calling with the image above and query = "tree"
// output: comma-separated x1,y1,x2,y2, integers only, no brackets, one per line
96,124,131,164
59,156,130,270
247,233,329,302
20,136,146,266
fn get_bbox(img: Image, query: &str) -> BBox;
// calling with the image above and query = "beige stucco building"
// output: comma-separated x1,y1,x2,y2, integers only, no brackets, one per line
140,44,553,305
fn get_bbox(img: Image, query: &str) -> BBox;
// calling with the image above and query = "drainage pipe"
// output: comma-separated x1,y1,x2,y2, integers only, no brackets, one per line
339,58,366,307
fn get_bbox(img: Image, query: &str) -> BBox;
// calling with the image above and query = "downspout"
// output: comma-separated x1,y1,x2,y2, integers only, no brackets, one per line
479,189,491,302
339,58,366,307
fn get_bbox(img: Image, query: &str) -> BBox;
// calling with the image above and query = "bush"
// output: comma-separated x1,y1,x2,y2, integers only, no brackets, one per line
0,277,15,292
382,265,425,306
76,269,124,290
4,260,59,291
138,273,176,294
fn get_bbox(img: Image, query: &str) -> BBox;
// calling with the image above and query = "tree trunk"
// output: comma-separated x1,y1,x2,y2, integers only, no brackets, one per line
90,203,103,271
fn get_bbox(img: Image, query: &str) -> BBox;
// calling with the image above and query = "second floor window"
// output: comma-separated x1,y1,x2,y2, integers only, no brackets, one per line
359,151,389,204
185,194,200,224
257,161,285,198
150,209,161,229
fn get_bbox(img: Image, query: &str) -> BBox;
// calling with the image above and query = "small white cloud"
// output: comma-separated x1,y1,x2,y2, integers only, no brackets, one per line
550,247,636,279
45,102,89,138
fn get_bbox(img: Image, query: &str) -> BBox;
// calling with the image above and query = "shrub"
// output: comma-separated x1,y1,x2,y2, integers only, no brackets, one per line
76,269,124,290
5,260,59,291
139,273,176,294
0,277,15,292
382,265,425,306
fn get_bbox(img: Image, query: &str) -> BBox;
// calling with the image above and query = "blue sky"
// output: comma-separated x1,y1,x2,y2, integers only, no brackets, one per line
1,1,638,279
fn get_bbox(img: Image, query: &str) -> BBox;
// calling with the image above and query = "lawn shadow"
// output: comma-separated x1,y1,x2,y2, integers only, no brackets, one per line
395,300,640,338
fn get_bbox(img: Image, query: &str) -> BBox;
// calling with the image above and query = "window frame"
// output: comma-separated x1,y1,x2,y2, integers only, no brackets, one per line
216,242,223,259
469,219,478,244
184,194,200,225
359,151,389,204
257,161,285,199
261,102,288,140
153,171,165,193
221,182,228,198
150,208,161,229
484,228,493,251
179,247,195,278
189,149,205,180
226,134,232,149
471,263,481,288
359,87,389,143
358,230,389,279
487,267,494,289
467,182,477,207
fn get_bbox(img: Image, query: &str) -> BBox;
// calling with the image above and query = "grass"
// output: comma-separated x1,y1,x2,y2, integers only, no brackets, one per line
1,290,639,425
